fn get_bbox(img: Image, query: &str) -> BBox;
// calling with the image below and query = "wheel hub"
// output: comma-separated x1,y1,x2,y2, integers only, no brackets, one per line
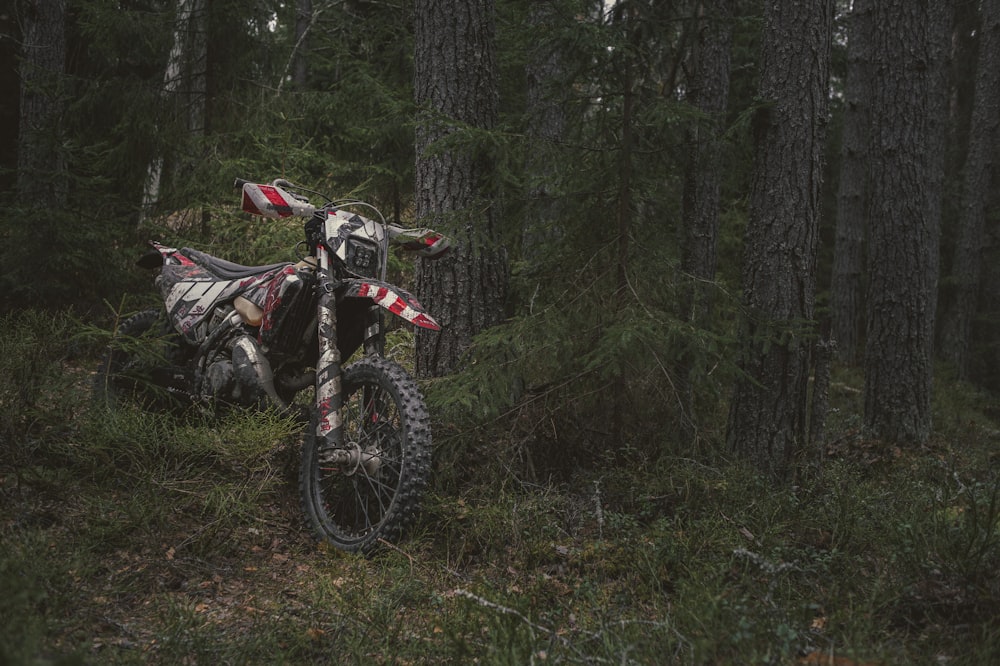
320,442,381,476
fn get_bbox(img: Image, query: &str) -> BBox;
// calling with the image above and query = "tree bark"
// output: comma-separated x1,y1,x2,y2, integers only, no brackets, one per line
678,0,732,440
293,0,313,89
522,0,567,274
830,0,873,365
413,0,508,377
863,0,951,444
940,0,1000,379
142,0,206,215
726,0,832,478
680,0,731,322
17,0,67,207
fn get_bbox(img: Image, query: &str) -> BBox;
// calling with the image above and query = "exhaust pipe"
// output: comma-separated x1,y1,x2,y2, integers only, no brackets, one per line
231,335,288,410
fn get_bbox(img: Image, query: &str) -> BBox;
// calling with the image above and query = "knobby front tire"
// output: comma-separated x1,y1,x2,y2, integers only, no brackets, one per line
299,356,431,554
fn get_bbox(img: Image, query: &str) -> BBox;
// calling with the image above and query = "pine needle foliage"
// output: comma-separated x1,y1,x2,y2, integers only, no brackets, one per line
426,0,755,482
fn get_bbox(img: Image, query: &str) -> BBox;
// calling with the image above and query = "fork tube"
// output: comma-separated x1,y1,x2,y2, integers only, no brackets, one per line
314,246,343,449
363,306,384,356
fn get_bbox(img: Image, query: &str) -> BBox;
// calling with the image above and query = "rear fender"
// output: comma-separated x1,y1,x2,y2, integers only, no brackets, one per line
340,278,441,331
138,241,195,268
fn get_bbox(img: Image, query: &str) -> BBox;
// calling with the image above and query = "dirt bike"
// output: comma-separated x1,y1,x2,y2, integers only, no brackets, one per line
95,178,450,553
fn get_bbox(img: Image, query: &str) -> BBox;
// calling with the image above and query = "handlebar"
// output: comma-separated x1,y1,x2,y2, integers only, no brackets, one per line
235,177,451,259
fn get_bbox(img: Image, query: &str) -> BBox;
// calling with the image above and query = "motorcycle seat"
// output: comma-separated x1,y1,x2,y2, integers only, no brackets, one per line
184,248,292,280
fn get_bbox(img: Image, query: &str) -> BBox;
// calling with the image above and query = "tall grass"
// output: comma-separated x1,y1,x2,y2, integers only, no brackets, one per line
2,309,999,664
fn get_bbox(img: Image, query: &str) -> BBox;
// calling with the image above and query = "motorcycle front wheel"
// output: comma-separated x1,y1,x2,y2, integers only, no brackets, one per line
299,356,431,554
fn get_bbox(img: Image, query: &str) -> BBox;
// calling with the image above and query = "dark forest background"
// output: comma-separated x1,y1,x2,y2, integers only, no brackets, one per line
4,0,999,472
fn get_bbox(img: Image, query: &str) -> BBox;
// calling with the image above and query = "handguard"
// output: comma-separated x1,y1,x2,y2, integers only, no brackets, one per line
390,227,451,259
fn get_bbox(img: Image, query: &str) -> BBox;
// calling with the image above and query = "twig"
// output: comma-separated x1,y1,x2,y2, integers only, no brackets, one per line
377,537,415,573
451,587,605,660
452,588,550,638
276,1,344,93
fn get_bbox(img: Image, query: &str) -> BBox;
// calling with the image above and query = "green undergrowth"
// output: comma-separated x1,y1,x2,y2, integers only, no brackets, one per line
2,309,1000,664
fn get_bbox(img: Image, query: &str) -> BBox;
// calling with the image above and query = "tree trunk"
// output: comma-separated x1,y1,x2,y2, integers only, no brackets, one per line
142,0,206,215
678,0,732,440
293,0,313,89
680,0,731,316
726,0,832,478
863,0,951,444
413,0,508,377
522,0,567,274
830,0,873,365
940,0,1000,379
17,0,67,207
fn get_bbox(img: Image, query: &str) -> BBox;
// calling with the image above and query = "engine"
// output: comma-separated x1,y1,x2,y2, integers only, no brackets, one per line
203,334,287,409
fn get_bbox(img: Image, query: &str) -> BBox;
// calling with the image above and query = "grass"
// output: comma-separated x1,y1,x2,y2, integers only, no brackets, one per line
2,308,1000,664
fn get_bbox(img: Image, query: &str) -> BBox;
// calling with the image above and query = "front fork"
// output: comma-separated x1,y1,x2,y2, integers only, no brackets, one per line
314,247,343,452
313,248,386,466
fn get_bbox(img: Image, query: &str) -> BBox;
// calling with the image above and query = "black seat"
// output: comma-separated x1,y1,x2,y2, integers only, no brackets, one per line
184,248,291,280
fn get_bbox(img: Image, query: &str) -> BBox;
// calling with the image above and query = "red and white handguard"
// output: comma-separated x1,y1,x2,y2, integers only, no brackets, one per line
240,183,316,219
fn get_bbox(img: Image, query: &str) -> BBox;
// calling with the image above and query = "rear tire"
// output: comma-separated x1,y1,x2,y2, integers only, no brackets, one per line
93,309,185,409
299,356,431,554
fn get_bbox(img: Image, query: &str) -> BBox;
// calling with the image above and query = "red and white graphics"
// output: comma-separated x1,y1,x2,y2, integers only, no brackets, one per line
389,227,451,259
342,278,441,331
240,182,316,219
153,244,289,343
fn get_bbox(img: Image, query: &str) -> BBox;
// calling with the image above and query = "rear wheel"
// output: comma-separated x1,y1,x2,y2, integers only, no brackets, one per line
93,309,187,409
299,356,431,554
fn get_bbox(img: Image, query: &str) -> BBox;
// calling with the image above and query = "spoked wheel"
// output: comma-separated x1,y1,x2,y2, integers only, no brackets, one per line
93,309,187,409
299,356,431,554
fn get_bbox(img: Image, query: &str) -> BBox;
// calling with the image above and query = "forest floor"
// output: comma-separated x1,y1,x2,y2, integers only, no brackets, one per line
3,310,1000,665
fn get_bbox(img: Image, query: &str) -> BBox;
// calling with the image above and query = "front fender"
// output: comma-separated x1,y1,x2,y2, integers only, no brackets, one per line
339,278,441,331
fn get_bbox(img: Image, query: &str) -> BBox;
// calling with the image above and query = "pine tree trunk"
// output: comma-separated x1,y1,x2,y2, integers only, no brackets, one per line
680,0,730,321
678,0,732,440
830,0,872,365
726,0,832,478
940,0,1000,379
521,0,567,274
17,0,67,207
413,0,508,377
864,0,951,444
